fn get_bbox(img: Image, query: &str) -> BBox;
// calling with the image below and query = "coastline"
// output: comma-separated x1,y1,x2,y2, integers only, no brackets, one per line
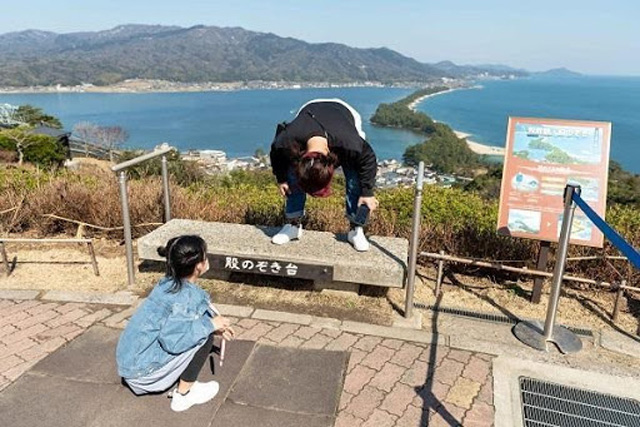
409,86,505,157
453,131,505,156
406,87,462,111
0,78,423,95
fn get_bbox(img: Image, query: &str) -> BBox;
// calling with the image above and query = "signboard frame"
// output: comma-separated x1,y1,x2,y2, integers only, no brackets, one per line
497,117,611,248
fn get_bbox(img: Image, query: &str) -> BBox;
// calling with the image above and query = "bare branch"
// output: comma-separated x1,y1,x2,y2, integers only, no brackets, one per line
71,122,128,161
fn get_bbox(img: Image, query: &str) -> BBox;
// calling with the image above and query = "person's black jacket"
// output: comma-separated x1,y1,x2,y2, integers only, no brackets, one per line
269,101,377,197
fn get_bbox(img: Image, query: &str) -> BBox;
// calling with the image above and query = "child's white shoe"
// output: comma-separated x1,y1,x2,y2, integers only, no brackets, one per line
170,380,219,412
347,226,370,252
272,223,302,245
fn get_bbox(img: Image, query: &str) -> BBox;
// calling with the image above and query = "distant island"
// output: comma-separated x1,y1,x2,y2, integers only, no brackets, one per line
534,67,582,78
0,24,534,88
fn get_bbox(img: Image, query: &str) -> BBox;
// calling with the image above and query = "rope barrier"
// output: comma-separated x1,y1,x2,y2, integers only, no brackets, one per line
41,214,162,231
572,192,640,270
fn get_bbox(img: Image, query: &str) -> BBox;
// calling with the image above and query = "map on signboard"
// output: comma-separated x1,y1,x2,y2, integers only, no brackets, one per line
497,117,611,248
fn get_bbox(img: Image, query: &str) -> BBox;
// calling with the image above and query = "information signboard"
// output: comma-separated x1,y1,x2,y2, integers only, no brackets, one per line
497,117,611,248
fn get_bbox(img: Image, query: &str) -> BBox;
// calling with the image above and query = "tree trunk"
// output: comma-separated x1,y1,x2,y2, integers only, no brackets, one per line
17,144,24,166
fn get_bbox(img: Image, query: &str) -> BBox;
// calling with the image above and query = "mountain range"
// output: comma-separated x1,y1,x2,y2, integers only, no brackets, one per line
0,24,532,87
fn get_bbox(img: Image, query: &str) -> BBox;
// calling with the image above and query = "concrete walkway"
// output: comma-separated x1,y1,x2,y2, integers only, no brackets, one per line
2,325,347,427
0,297,494,426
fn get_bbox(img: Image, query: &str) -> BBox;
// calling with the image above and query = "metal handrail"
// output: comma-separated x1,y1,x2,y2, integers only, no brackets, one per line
111,146,173,172
112,145,174,287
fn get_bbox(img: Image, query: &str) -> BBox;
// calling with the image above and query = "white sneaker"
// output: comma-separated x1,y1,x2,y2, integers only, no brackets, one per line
272,223,302,245
170,380,219,412
348,227,370,252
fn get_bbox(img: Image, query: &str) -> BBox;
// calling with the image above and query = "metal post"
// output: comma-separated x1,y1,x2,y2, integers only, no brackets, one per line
404,161,425,318
543,185,579,341
0,242,9,276
119,171,135,287
531,241,551,303
513,184,583,353
161,155,171,222
87,242,100,277
435,250,445,297
612,280,625,322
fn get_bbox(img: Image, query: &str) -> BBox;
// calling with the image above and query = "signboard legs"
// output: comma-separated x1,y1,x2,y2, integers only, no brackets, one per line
531,241,551,303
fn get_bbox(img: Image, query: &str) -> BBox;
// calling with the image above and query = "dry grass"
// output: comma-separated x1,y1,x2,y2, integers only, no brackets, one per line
2,243,637,336
0,239,134,292
387,265,640,337
0,243,394,325
200,277,393,325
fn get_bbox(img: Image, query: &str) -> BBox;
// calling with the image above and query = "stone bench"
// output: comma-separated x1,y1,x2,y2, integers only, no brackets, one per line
137,219,407,289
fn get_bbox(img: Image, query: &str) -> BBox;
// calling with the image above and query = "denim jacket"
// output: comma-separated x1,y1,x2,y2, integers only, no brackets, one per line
116,277,215,379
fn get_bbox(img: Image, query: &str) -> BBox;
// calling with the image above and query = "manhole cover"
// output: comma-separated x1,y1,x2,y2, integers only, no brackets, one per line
520,377,640,427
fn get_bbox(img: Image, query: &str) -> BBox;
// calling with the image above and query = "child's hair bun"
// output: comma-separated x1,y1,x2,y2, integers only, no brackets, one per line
157,245,168,257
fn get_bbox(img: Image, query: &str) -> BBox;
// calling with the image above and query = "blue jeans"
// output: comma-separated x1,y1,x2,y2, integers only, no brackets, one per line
285,167,361,224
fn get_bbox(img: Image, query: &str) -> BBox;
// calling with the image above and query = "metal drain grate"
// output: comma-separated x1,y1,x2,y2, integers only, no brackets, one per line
414,303,593,337
520,377,640,427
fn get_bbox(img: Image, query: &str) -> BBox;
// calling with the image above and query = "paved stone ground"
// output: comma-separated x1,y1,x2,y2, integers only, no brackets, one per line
0,299,121,388
0,298,495,426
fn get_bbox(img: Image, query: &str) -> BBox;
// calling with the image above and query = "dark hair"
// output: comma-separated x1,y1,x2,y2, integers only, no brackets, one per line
295,151,338,195
157,235,207,293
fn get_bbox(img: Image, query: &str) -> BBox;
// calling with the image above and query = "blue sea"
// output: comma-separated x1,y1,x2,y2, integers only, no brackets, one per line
2,76,639,172
417,76,640,173
0,87,424,161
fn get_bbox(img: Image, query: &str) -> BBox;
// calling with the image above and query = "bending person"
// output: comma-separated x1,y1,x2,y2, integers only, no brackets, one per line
269,98,378,251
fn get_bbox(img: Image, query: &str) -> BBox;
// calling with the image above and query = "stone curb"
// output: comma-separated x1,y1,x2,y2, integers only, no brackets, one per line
42,290,138,306
600,329,640,359
311,316,342,330
252,309,312,325
0,289,41,300
215,303,254,318
392,311,423,330
448,335,502,356
103,305,138,328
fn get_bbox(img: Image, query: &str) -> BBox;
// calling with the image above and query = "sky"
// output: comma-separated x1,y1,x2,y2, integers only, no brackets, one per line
2,0,639,76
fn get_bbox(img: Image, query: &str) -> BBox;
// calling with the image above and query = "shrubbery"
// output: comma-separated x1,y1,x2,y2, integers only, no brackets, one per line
1,165,637,285
463,161,640,207
370,87,449,133
0,131,66,167
403,125,481,174
0,105,67,167
371,103,437,133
